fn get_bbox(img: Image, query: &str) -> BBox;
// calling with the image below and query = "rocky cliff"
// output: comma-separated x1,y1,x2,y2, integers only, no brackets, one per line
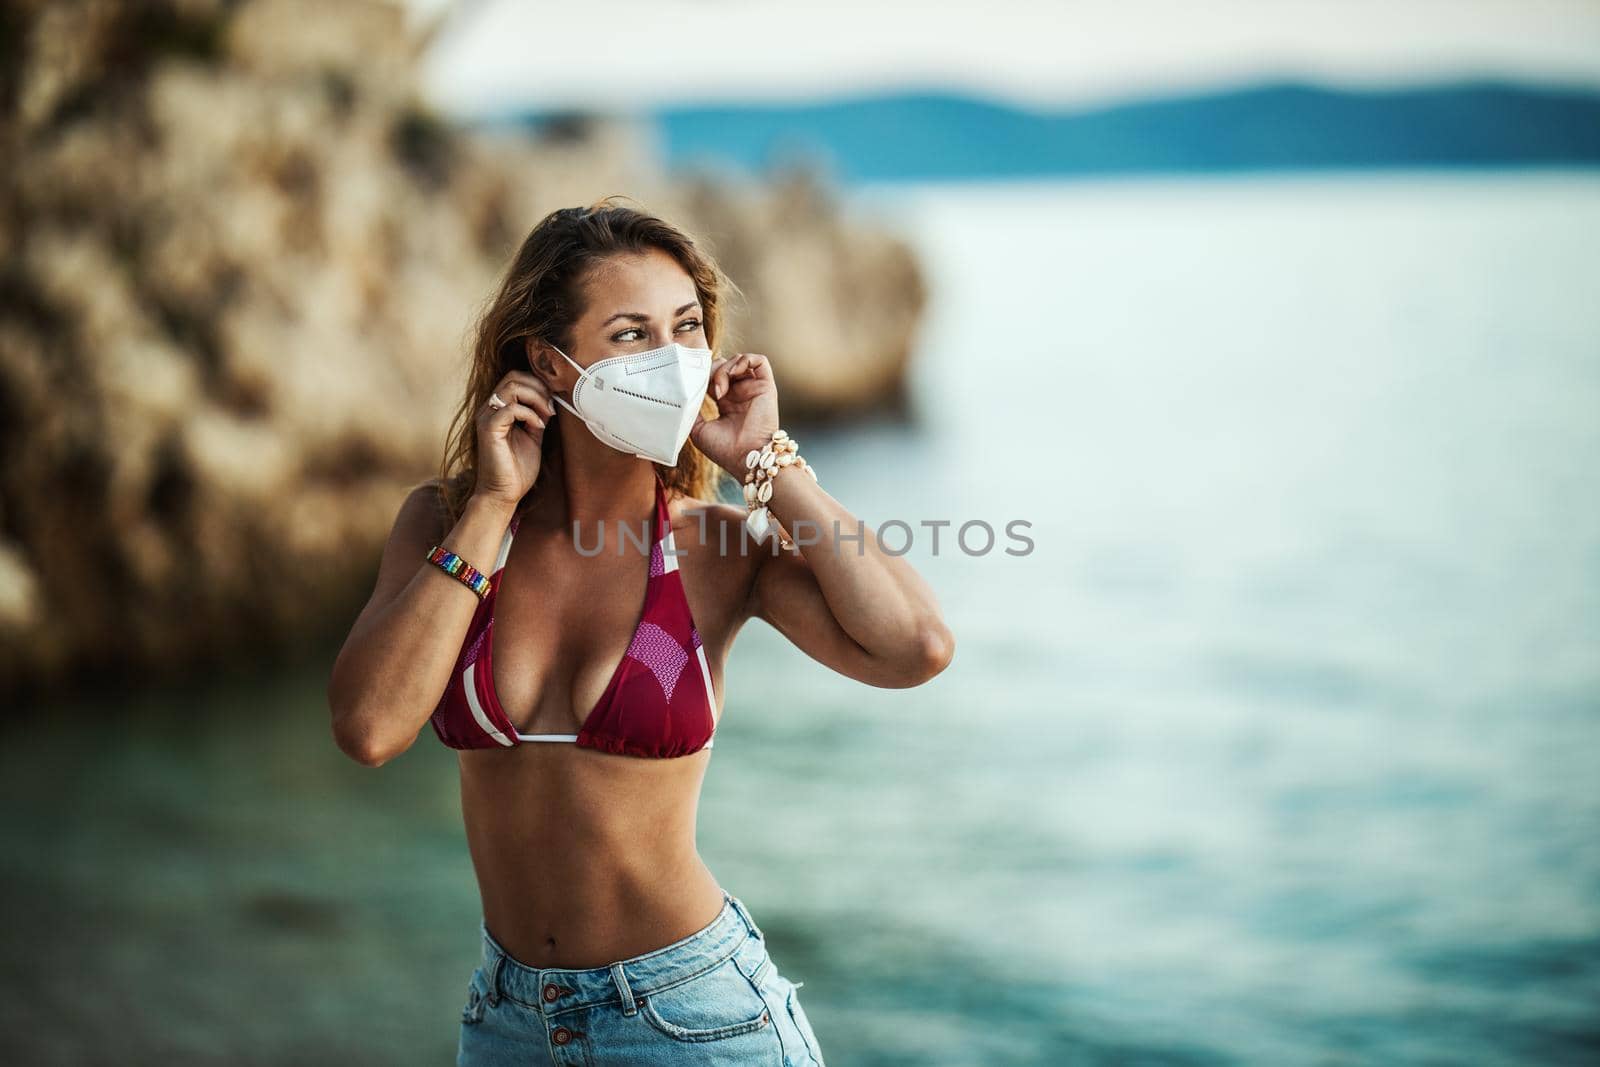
0,0,926,696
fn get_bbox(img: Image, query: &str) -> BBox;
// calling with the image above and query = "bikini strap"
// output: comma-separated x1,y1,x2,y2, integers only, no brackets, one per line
654,474,670,544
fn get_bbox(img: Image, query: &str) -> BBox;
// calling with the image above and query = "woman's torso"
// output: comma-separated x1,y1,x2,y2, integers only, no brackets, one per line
453,486,757,969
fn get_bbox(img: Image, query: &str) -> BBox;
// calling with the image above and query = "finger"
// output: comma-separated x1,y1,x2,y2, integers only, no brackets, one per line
503,370,555,397
720,353,769,393
499,373,557,412
491,379,556,421
709,355,735,400
490,401,545,437
714,352,759,397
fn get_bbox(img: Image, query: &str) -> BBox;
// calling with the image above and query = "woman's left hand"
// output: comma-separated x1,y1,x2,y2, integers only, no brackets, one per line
690,352,782,476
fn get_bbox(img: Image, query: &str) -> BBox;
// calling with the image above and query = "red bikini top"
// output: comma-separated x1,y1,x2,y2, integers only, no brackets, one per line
429,475,718,758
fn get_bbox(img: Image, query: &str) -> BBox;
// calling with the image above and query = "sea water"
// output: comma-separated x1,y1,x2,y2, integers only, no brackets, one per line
3,171,1596,1066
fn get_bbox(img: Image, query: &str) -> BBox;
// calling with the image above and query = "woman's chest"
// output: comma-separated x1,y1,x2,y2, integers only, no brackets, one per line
486,525,747,728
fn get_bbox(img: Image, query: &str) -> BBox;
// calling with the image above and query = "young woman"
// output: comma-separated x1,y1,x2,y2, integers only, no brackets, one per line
327,198,954,1065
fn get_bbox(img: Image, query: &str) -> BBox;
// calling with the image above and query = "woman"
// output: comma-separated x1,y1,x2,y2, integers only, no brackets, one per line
327,197,955,1066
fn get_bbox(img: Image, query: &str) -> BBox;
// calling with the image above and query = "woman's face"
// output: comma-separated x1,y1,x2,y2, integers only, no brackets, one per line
553,248,707,377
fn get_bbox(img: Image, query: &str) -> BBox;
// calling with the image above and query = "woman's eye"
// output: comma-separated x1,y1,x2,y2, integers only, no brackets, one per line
612,319,700,344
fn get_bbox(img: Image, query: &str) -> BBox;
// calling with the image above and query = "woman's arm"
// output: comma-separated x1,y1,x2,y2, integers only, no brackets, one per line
689,350,954,689
740,469,955,688
326,483,517,766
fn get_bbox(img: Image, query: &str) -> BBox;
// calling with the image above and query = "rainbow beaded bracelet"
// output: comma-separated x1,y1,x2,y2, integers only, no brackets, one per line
425,544,491,599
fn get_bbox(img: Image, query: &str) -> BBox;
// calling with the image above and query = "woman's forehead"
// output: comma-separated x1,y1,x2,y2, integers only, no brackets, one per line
580,254,698,319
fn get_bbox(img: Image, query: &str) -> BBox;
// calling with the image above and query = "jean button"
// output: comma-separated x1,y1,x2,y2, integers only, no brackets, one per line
552,1027,572,1045
542,983,561,1003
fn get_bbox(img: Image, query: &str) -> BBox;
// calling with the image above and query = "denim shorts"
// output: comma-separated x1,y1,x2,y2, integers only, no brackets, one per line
457,891,827,1066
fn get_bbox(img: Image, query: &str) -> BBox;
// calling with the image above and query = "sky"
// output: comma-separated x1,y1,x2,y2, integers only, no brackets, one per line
405,0,1600,118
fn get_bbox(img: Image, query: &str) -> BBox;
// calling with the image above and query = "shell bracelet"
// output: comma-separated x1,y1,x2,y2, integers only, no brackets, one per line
741,428,817,549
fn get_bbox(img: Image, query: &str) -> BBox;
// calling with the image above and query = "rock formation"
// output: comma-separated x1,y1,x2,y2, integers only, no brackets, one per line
0,0,926,696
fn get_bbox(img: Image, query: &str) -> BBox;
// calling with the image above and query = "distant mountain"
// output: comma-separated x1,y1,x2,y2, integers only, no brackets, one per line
490,80,1600,183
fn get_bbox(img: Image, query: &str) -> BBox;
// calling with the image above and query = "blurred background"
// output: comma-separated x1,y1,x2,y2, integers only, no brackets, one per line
2,1,1598,1064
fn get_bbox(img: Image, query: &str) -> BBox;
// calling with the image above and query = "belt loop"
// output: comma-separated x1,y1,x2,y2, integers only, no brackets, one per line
610,963,638,1016
484,939,505,1008
728,893,766,941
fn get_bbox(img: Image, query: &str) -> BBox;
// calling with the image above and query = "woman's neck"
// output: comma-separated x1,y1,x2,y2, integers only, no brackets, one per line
543,437,658,535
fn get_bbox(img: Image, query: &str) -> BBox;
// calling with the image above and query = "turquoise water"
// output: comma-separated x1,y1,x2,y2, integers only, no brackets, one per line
4,172,1598,1065
639,82,1600,182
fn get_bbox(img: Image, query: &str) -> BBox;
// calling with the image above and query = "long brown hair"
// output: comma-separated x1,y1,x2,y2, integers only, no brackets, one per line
431,196,739,526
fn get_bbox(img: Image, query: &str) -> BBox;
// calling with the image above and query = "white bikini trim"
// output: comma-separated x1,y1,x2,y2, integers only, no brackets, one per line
660,528,680,574
512,733,715,748
693,642,718,722
462,661,515,747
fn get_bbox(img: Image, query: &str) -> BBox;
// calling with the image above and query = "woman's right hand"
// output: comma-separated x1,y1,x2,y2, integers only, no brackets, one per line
473,372,557,509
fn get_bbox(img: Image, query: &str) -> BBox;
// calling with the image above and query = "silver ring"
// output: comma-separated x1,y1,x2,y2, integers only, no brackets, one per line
487,391,507,411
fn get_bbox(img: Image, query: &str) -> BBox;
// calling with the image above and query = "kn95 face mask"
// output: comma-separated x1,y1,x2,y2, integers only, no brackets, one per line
548,340,713,465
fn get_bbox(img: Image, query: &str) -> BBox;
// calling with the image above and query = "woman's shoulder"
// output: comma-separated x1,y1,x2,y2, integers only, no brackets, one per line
667,492,758,557
408,475,451,507
399,476,459,542
665,492,744,541
663,492,766,623
665,491,791,573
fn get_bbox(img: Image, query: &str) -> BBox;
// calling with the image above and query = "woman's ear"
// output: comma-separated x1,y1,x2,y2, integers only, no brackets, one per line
525,338,555,384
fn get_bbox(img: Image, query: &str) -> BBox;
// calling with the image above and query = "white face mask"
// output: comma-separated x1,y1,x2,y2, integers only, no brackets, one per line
548,340,714,465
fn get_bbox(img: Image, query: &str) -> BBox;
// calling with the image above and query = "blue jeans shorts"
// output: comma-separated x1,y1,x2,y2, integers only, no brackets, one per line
457,890,827,1066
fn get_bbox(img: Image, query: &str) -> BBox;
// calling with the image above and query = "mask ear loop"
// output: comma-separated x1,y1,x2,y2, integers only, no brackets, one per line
547,342,587,418
549,343,644,458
